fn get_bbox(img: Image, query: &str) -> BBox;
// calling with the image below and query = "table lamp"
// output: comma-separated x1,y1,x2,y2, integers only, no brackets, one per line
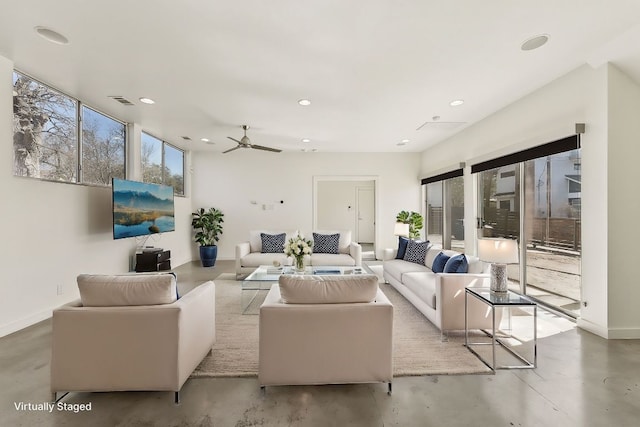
393,222,410,237
477,238,519,293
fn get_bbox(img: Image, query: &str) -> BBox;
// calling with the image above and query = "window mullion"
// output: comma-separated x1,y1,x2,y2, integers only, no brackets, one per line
77,100,82,183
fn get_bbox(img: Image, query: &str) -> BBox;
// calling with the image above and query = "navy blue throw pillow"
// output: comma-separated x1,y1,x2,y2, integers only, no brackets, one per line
396,236,410,259
402,240,430,265
313,233,340,254
431,252,450,273
443,254,468,273
261,233,286,253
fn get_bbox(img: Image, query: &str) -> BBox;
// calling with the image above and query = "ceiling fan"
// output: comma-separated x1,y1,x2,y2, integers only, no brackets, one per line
223,125,282,154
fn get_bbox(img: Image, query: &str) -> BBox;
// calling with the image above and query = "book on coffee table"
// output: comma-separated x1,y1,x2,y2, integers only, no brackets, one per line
313,268,341,275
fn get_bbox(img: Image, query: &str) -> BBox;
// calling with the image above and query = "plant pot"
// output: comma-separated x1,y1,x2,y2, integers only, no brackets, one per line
199,245,218,267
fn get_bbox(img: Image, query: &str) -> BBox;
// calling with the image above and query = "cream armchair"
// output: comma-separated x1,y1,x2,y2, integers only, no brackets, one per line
259,275,393,393
50,274,215,404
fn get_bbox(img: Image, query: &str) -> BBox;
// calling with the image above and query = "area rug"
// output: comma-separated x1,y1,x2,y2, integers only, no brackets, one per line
191,273,491,378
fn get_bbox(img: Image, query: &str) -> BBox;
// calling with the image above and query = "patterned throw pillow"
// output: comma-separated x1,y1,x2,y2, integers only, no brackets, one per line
261,233,286,253
312,233,340,254
443,254,469,273
402,240,430,265
431,252,450,273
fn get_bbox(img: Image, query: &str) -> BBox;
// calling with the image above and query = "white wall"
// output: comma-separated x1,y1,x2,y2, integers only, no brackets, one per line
607,65,640,335
420,63,640,338
0,55,193,337
316,180,374,238
191,151,421,261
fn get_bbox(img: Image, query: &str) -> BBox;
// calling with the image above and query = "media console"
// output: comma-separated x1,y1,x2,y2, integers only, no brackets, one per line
135,249,171,272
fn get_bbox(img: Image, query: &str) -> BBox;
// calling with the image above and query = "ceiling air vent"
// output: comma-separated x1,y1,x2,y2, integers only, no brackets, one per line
416,121,466,131
108,95,135,106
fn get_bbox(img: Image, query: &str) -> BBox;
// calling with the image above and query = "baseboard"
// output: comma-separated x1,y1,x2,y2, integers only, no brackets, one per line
576,318,640,339
605,327,640,339
0,308,53,338
576,318,609,338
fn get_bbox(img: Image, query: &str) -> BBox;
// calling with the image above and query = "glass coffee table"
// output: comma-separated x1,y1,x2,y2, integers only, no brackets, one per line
241,265,373,314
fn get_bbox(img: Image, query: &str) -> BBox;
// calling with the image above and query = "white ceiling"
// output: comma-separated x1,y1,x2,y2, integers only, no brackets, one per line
2,1,640,153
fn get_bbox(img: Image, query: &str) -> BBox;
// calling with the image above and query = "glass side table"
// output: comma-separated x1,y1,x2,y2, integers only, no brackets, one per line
465,287,537,371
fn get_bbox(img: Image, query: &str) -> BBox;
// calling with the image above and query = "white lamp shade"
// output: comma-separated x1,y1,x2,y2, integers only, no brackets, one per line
477,238,519,264
394,222,410,237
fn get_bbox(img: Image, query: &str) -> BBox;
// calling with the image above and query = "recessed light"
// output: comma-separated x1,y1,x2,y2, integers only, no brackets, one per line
201,138,210,142
401,139,410,143
449,99,464,107
34,26,69,45
521,34,549,51
139,97,155,104
301,138,311,143
298,99,311,106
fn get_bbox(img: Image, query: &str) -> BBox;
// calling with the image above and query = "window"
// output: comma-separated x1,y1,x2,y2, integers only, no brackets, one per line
12,71,126,186
422,169,464,252
13,72,78,181
142,132,185,195
473,136,581,317
81,106,125,185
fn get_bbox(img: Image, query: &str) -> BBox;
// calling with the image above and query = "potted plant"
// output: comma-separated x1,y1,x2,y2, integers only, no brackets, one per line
191,207,224,267
396,210,424,239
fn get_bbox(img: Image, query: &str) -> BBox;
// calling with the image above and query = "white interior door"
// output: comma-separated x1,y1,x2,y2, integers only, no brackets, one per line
357,188,375,243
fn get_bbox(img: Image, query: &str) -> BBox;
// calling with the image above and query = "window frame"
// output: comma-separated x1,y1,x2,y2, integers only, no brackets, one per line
12,69,127,187
141,131,185,196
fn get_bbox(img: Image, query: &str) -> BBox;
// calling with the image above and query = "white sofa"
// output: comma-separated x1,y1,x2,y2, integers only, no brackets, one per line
50,274,215,404
383,244,500,335
259,274,393,393
236,229,362,278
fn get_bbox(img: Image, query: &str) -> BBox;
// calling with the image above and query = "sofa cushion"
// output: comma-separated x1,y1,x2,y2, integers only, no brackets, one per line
403,240,430,265
77,274,178,307
383,259,430,283
249,230,297,253
312,230,351,254
312,232,340,254
261,233,286,253
310,253,356,266
402,272,437,310
444,254,469,273
278,274,378,304
395,236,410,259
431,252,450,273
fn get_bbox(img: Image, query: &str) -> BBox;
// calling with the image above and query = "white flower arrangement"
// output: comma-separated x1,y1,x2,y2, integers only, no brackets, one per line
284,234,313,270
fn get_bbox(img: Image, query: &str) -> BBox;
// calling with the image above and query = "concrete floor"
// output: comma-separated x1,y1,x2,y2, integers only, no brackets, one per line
1,260,639,427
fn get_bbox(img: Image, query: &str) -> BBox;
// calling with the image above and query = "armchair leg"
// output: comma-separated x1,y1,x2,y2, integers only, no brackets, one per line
388,382,392,395
174,391,180,405
51,391,68,403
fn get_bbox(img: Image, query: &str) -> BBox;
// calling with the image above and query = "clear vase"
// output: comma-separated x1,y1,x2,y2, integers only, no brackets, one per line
294,256,305,273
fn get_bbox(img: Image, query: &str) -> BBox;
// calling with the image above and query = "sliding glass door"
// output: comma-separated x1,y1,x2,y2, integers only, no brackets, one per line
476,144,582,317
522,150,581,316
424,173,465,252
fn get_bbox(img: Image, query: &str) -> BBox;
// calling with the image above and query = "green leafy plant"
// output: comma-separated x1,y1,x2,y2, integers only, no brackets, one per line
396,210,424,239
191,207,224,246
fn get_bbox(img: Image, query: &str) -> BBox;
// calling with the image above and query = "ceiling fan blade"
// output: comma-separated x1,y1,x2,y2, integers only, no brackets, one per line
227,136,242,144
251,144,282,153
222,146,241,154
